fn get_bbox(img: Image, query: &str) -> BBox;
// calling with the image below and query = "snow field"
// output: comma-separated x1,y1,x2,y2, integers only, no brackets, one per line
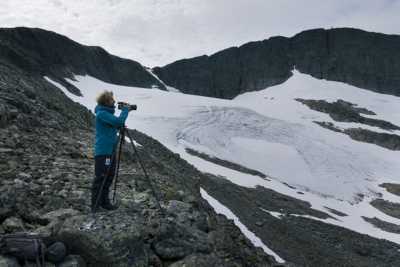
45,70,400,245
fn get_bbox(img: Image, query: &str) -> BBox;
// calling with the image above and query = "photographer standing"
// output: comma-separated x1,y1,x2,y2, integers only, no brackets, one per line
92,91,130,212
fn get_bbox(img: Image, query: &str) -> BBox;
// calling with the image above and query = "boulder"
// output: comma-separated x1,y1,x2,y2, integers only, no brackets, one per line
152,221,211,261
2,217,24,233
166,200,209,232
0,256,20,267
56,211,145,266
46,242,67,263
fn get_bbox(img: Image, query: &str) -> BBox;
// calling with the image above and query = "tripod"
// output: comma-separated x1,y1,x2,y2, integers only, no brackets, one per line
92,126,164,214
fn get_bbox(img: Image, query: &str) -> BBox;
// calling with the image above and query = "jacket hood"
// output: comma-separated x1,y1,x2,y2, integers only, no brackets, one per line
95,105,115,114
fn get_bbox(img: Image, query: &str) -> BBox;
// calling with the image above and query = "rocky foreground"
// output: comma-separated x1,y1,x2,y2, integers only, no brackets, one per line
0,63,279,266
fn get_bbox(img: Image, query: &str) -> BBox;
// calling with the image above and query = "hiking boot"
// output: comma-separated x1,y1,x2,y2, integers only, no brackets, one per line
101,197,118,210
100,187,118,211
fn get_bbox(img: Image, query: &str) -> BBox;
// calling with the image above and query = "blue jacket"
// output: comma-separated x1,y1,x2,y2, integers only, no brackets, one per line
94,105,129,156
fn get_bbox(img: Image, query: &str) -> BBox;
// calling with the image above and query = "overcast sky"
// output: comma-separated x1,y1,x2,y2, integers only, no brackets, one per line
1,0,399,67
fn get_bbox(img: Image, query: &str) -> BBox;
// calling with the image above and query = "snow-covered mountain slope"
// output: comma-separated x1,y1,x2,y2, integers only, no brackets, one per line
45,70,400,244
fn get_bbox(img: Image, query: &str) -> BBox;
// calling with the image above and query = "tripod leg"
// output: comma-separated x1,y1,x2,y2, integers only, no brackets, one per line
125,130,164,214
112,130,124,203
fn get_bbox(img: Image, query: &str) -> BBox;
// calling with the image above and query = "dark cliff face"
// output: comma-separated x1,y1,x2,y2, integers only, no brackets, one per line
292,28,400,95
0,27,165,95
153,28,400,99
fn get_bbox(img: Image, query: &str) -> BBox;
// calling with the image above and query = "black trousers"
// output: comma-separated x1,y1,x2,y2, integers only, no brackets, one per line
92,155,116,206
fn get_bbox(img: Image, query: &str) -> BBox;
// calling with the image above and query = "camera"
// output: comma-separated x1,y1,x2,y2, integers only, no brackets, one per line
117,102,137,111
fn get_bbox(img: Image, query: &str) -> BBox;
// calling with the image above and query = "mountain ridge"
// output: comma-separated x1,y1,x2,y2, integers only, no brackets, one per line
153,27,400,99
0,27,166,95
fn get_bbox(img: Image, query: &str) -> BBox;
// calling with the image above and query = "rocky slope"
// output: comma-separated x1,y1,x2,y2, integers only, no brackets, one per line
200,175,400,267
0,30,278,266
153,28,400,99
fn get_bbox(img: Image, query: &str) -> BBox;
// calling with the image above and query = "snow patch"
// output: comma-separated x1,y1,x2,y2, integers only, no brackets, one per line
259,208,283,220
147,68,181,93
124,136,142,147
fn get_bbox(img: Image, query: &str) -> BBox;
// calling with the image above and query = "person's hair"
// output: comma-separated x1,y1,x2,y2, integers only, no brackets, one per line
96,91,114,106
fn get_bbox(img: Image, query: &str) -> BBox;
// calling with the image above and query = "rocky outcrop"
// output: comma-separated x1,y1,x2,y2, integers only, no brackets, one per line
296,98,400,130
380,183,400,197
185,148,267,178
154,28,400,99
0,27,165,95
362,217,400,234
344,128,400,150
298,98,400,150
370,199,400,219
313,120,400,150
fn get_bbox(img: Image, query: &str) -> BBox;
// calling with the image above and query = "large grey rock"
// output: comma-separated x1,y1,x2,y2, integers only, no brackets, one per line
56,212,145,266
0,256,20,267
46,242,67,263
152,221,211,261
2,217,24,233
166,200,209,232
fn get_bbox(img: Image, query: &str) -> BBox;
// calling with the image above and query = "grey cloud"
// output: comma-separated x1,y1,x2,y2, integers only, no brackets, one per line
0,0,399,66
